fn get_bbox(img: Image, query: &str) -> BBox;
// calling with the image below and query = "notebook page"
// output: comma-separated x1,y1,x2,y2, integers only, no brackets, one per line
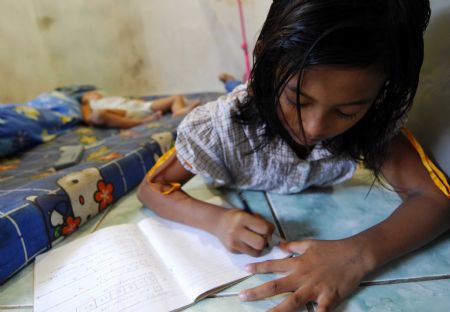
34,224,189,312
138,217,288,302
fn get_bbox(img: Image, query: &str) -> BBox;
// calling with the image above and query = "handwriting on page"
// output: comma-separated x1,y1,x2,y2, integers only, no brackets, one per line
138,218,289,301
34,225,187,312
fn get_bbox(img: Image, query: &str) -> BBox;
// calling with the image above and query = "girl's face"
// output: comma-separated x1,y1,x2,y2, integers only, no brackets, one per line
278,65,386,146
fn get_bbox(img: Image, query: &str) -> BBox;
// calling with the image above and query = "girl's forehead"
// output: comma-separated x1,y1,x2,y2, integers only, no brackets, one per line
286,65,386,98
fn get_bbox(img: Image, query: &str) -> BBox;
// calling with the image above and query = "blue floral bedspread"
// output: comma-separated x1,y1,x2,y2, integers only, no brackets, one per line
0,91,223,284
0,91,83,158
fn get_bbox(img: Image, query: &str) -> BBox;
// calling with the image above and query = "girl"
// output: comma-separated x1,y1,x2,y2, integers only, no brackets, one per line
138,0,450,311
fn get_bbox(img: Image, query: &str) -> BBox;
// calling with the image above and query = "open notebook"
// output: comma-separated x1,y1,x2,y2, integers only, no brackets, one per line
34,215,288,312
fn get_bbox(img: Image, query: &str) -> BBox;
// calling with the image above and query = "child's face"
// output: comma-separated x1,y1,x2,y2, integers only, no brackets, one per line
83,91,103,102
278,65,386,146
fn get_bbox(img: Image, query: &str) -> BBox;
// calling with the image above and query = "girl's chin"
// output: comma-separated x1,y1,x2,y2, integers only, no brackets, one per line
291,134,318,146
284,126,318,146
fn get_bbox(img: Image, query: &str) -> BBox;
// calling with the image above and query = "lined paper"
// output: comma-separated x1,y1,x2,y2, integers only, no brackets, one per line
34,225,188,312
34,203,288,312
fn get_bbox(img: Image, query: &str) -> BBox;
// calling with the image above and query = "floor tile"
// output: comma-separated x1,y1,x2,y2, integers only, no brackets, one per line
335,279,450,312
264,171,450,281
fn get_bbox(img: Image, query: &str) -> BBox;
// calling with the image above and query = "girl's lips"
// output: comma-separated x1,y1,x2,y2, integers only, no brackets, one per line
292,133,319,146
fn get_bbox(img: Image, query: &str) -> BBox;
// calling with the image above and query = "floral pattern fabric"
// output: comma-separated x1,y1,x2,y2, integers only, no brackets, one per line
0,91,223,285
0,91,82,157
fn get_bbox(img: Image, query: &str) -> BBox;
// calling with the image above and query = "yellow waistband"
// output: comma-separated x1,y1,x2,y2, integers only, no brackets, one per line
146,146,181,195
403,127,450,198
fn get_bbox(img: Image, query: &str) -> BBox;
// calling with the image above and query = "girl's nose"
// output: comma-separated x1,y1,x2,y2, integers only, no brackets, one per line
302,113,326,142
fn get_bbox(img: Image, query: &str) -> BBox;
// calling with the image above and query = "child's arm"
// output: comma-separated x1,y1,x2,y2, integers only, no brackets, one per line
137,151,275,256
349,133,450,269
80,97,93,126
239,133,450,312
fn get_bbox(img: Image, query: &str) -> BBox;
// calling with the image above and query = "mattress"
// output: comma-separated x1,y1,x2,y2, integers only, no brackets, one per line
0,91,223,284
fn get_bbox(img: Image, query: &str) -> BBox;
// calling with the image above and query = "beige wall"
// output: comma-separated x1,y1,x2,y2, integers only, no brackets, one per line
0,0,271,102
1,0,447,175
408,0,450,176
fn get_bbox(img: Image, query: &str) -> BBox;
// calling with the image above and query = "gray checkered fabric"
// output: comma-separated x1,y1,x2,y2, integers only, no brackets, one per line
175,85,356,194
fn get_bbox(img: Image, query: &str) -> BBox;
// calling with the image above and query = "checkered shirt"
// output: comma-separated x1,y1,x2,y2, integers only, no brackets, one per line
175,85,356,194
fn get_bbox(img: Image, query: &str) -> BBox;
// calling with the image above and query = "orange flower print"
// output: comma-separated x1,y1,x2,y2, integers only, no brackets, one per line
62,216,81,236
94,180,114,210
0,164,18,171
98,152,123,161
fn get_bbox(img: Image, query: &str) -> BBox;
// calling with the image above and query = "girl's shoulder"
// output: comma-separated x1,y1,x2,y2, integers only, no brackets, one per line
180,85,248,132
204,83,248,117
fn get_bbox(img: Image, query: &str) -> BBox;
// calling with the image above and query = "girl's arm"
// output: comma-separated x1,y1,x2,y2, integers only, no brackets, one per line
350,133,450,269
137,152,275,256
239,133,450,312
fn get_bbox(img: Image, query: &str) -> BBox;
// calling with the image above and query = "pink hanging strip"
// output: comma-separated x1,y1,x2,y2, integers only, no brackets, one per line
237,0,251,82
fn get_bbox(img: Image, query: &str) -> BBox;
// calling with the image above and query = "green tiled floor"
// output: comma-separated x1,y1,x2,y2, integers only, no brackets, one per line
1,174,449,311
335,279,450,312
265,170,450,283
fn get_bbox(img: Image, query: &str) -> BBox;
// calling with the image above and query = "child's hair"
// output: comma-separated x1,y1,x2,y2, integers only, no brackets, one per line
234,0,431,178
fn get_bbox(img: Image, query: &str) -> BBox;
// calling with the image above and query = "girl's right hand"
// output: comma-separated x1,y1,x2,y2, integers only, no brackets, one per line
214,208,275,257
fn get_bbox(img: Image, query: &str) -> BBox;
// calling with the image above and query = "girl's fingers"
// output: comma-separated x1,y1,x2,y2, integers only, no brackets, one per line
234,241,263,257
239,276,299,301
240,228,268,251
246,258,295,274
280,240,312,254
267,289,314,312
316,305,331,312
315,293,336,312
245,214,275,236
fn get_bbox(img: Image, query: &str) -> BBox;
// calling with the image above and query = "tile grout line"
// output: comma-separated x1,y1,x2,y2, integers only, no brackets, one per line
360,274,450,287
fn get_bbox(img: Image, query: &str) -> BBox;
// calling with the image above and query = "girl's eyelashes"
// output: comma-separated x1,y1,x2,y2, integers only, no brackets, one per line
336,110,358,119
286,96,297,106
285,94,359,119
286,96,310,107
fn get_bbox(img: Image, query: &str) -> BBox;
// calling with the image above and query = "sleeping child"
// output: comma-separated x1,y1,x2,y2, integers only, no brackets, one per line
81,91,201,129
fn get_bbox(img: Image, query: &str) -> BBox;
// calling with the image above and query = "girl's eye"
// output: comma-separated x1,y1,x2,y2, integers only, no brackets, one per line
287,96,310,108
336,110,358,119
286,96,297,106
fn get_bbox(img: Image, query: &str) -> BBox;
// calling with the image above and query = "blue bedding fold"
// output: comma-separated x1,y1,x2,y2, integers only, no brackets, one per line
0,91,82,157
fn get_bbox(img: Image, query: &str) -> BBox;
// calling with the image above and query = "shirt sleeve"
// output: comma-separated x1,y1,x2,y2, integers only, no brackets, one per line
175,103,231,187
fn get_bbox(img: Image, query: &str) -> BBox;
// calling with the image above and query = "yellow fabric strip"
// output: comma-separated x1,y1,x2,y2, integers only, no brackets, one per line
403,127,450,198
146,146,181,195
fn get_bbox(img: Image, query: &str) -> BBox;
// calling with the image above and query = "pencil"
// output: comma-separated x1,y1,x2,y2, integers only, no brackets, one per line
223,164,283,246
237,189,252,213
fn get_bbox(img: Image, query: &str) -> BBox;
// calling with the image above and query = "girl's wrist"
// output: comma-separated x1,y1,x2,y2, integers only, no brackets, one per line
343,235,379,276
201,204,229,236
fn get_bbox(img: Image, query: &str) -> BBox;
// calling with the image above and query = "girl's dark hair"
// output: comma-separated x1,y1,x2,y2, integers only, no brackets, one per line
234,0,431,178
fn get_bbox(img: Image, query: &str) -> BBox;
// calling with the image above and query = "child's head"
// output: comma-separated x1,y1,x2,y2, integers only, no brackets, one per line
237,0,431,175
82,91,105,103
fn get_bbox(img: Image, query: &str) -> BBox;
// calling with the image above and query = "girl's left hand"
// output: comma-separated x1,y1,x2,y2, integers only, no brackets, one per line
239,239,373,312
